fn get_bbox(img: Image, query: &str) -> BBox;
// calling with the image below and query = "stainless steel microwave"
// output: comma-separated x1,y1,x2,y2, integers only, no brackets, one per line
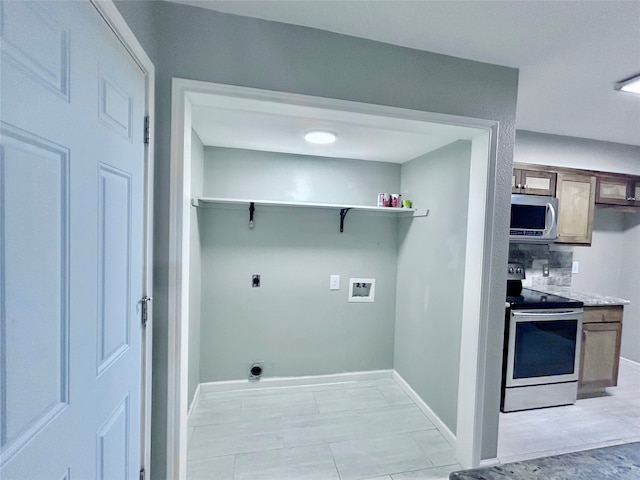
510,194,558,243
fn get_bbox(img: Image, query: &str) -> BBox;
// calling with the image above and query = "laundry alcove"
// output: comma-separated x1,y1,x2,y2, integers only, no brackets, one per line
170,79,498,473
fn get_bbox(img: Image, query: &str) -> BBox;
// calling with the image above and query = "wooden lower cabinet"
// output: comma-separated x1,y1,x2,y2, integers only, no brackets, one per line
578,306,623,393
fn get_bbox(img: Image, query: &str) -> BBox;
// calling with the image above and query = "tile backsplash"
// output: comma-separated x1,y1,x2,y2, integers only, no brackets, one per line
508,243,573,287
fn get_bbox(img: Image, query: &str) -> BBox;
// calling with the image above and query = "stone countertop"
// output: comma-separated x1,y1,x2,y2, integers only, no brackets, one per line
450,442,640,479
527,285,630,307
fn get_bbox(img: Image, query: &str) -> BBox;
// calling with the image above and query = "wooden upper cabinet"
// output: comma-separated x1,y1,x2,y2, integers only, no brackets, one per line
555,173,596,245
512,169,556,196
596,176,640,207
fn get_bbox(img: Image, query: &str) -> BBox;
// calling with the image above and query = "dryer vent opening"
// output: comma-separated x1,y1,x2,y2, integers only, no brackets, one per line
249,362,263,380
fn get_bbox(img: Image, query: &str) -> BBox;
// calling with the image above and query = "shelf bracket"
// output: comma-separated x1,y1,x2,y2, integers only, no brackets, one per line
339,208,351,233
412,208,429,218
190,198,199,208
249,202,255,229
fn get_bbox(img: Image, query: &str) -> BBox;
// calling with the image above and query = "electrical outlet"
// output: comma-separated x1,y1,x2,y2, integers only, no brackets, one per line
330,275,340,290
572,261,579,274
252,274,260,287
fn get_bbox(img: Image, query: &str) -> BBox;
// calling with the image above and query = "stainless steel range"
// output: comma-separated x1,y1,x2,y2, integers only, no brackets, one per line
501,263,584,412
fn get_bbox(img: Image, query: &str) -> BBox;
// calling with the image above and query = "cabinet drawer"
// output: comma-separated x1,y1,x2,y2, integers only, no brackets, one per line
583,306,623,324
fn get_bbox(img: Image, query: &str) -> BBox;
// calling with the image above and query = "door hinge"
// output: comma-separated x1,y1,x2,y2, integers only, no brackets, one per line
139,468,145,480
139,296,152,327
144,116,150,146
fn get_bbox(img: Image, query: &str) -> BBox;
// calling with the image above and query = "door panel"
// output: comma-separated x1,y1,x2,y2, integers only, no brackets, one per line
97,165,133,375
0,2,145,478
96,395,130,480
0,0,70,99
99,72,134,140
1,125,70,465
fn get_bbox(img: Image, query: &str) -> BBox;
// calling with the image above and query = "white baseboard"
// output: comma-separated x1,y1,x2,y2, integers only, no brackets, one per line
479,457,501,467
392,370,456,447
187,383,201,420
620,356,640,369
198,369,394,395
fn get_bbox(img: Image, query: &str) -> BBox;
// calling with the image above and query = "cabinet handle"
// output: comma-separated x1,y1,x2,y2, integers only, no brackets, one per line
523,184,528,189
627,197,636,201
602,313,606,321
516,183,522,189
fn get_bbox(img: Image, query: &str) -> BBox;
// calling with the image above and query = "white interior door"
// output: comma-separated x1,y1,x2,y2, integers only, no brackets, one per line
1,1,146,478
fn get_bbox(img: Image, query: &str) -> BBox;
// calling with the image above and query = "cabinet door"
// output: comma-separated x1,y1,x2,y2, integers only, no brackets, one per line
521,170,556,196
596,177,631,205
556,173,596,244
512,169,556,196
579,322,622,390
630,179,640,207
512,169,523,194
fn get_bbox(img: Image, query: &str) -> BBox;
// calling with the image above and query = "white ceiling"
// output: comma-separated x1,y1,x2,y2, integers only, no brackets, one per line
190,92,483,163
172,0,640,149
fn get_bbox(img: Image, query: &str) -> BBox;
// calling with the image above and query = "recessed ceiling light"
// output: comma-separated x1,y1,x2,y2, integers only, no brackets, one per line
615,74,640,95
304,130,336,145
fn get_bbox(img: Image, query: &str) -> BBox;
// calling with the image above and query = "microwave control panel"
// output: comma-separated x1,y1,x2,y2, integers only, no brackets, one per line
510,229,544,237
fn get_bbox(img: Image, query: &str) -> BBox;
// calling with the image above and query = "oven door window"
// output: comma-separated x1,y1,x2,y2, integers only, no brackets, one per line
513,320,577,378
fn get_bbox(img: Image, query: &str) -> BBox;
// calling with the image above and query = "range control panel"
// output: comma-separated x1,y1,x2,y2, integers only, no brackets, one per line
507,262,525,281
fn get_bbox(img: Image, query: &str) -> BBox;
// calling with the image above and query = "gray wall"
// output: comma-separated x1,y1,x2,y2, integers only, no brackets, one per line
188,130,204,407
515,130,640,175
202,147,401,204
515,130,640,362
115,2,519,474
571,211,625,295
113,1,157,63
394,141,472,434
198,148,399,380
620,215,640,363
571,211,640,363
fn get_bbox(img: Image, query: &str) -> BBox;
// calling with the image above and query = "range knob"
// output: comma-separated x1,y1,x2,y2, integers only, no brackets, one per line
508,267,515,274
516,267,523,274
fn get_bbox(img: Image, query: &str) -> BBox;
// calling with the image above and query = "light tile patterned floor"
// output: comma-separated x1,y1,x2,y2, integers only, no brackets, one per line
497,358,640,464
187,378,462,480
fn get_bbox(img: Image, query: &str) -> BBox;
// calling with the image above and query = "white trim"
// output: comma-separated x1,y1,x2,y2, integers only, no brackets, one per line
620,356,640,369
168,79,499,478
199,370,394,395
187,383,201,420
183,79,497,131
393,371,456,446
455,128,498,468
168,80,193,480
89,1,155,477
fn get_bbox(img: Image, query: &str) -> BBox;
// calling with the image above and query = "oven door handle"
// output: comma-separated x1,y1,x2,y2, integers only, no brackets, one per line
513,310,579,317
